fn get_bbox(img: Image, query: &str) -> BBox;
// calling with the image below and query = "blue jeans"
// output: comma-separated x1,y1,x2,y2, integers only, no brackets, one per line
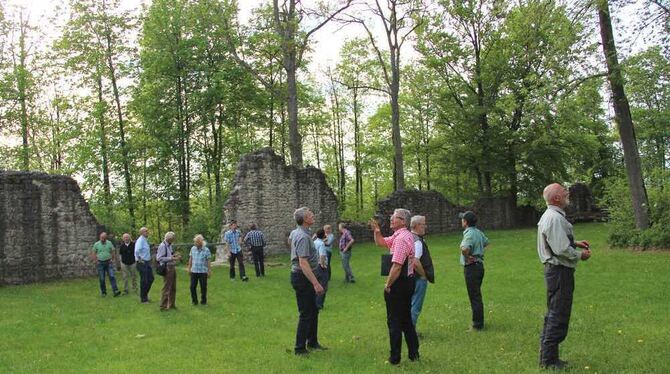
341,250,355,282
315,266,329,310
97,260,119,295
411,278,428,326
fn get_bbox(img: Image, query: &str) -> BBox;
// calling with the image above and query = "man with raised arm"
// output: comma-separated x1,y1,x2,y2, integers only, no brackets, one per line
370,209,420,365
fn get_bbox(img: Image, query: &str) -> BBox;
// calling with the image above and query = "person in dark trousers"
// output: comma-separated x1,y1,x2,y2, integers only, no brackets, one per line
244,223,266,277
188,234,211,306
134,227,154,303
224,220,248,281
314,229,329,310
118,233,137,294
459,211,489,331
537,183,592,370
371,208,420,365
289,207,326,355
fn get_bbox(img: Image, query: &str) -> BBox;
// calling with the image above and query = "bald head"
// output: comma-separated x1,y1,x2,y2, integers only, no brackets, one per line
543,183,569,208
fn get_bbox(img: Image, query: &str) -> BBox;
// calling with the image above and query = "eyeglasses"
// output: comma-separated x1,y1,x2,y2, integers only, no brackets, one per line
391,216,405,221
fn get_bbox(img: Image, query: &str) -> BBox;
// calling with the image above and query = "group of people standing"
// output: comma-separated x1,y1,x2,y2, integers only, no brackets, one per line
90,182,590,370
287,182,592,370
90,227,215,310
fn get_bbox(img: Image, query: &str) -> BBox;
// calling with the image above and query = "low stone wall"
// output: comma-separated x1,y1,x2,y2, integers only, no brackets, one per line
473,197,540,230
0,171,101,285
219,148,339,257
566,183,608,222
368,190,539,240
376,190,465,236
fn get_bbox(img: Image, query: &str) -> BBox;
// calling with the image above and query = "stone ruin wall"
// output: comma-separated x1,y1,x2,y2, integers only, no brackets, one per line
219,148,339,257
0,172,101,285
566,183,608,222
221,149,605,252
371,190,540,238
376,190,465,236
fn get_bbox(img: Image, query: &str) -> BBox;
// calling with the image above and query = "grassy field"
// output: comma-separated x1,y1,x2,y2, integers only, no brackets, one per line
0,223,668,373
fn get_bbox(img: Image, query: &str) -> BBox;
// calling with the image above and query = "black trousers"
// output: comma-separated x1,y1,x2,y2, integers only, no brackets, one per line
291,271,319,350
384,276,419,363
540,264,575,365
326,252,332,280
251,246,265,277
229,252,246,279
137,261,154,302
190,273,208,305
464,262,485,329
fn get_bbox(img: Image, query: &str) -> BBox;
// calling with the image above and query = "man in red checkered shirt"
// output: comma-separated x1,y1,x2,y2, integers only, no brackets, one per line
371,208,420,365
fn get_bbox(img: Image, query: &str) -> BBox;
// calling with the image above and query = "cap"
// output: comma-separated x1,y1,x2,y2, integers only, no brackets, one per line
459,211,477,226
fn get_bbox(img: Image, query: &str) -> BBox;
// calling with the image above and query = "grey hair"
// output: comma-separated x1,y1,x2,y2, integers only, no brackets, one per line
139,227,148,235
193,234,205,243
294,207,311,225
410,215,425,229
164,231,176,241
543,183,565,204
394,208,412,229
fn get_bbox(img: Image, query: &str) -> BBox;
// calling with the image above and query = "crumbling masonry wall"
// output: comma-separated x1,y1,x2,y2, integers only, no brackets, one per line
220,148,339,256
0,172,100,285
374,190,539,236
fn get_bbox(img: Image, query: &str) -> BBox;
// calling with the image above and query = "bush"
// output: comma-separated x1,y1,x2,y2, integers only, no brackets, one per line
603,176,670,249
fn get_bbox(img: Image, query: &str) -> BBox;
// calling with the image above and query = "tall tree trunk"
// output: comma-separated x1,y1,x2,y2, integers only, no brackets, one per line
285,60,303,167
142,149,147,226
215,104,224,208
95,71,111,207
329,78,346,206
175,74,190,228
51,99,62,172
353,88,363,211
337,106,346,204
330,100,341,195
423,105,431,191
280,101,287,160
269,74,275,149
598,0,650,229
104,27,135,230
16,17,30,171
390,53,405,191
417,144,423,190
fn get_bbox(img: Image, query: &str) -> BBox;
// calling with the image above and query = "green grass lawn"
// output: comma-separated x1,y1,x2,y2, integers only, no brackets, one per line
1,223,668,373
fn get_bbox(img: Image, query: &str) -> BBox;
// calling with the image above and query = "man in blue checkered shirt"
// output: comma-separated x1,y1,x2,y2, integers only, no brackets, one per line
188,234,211,305
224,220,248,281
244,223,267,277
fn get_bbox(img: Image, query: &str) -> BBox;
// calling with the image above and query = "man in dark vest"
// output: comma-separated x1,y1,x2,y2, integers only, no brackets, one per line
410,215,435,328
537,183,592,369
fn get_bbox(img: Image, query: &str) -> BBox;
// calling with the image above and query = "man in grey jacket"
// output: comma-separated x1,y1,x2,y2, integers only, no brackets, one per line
537,183,592,370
